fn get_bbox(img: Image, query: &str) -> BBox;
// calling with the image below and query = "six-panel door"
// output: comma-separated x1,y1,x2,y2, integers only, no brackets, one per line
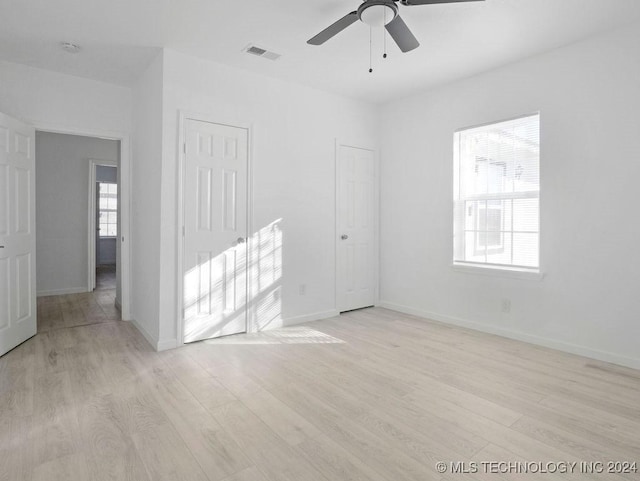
183,119,249,343
0,112,37,356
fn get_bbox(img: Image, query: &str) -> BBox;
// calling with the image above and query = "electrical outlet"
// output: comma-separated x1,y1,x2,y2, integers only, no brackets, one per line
299,284,306,296
501,299,511,313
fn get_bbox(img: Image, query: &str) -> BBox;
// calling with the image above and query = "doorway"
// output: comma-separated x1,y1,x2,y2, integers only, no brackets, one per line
34,132,127,333
89,160,119,294
35,133,122,300
1,109,132,357
336,143,379,313
32,125,131,322
179,117,250,343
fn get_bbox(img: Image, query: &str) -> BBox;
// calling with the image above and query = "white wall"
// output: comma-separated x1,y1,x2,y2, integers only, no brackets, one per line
96,165,117,183
130,53,164,343
378,23,640,369
156,49,378,346
35,132,119,295
0,59,131,134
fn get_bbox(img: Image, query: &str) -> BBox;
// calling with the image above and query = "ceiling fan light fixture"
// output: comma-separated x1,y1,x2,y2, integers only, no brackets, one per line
308,0,484,51
359,2,398,27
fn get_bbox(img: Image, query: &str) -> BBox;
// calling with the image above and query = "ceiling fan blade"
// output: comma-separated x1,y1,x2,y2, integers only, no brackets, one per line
385,15,420,53
401,0,484,5
307,11,359,45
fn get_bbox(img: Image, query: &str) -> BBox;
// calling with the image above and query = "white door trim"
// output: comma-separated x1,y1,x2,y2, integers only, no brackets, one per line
87,159,117,292
334,140,380,312
176,111,253,346
34,122,132,321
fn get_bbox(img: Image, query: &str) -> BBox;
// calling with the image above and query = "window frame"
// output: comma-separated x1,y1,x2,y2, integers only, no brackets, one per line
98,181,118,239
453,113,542,277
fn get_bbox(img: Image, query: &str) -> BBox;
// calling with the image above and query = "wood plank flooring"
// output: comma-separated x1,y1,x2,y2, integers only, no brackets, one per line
95,265,116,291
1,295,639,481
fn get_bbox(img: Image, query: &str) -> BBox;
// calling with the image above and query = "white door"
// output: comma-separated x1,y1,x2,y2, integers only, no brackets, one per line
183,119,249,343
0,113,36,356
337,145,377,312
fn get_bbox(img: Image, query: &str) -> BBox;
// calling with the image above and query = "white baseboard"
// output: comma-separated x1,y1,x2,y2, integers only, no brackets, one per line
157,338,178,351
152,309,340,349
129,310,339,353
379,301,640,370
282,309,340,327
129,317,178,351
129,318,158,350
37,286,89,297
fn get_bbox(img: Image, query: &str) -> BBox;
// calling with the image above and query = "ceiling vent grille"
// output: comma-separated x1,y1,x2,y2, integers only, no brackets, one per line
244,44,281,61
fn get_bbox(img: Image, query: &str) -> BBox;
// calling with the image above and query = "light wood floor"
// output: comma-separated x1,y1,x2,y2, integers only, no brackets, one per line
1,297,639,481
95,265,116,291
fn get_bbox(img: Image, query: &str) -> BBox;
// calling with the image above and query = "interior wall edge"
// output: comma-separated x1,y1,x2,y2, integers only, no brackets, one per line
157,338,179,352
129,317,159,351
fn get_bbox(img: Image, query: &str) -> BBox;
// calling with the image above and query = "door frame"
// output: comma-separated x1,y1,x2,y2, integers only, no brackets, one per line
34,122,132,321
334,140,380,312
87,158,118,292
176,111,254,346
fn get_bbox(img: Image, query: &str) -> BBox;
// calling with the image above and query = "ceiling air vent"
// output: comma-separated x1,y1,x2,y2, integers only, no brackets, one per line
243,44,281,61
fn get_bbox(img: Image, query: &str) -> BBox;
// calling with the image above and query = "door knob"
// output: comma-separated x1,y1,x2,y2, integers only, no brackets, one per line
236,237,246,244
341,234,349,240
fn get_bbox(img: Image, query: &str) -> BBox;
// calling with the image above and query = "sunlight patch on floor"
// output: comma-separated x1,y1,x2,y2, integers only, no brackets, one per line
202,326,345,345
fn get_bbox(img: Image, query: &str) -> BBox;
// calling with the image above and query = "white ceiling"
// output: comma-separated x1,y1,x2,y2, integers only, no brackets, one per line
1,0,640,103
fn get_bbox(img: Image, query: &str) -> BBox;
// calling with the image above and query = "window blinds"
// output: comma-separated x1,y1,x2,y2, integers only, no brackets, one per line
454,114,540,270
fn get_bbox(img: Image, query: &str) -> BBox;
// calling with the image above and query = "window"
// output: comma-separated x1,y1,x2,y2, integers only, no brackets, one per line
98,182,118,237
454,114,540,271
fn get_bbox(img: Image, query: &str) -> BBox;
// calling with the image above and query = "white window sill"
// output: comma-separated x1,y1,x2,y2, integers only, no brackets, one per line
452,263,545,281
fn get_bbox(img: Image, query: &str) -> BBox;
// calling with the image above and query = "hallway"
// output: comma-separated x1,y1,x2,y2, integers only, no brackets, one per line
37,285,119,333
95,265,116,291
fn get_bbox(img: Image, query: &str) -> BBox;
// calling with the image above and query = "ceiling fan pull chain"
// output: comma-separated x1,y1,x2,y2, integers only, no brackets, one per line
383,8,387,58
369,25,373,73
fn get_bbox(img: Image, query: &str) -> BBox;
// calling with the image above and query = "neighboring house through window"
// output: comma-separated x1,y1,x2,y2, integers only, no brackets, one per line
454,114,540,271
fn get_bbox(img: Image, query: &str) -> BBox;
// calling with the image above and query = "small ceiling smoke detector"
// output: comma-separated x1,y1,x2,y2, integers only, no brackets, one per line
60,42,82,54
243,44,281,61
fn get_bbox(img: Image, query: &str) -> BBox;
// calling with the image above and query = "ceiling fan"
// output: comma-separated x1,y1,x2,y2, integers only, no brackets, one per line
307,0,484,53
